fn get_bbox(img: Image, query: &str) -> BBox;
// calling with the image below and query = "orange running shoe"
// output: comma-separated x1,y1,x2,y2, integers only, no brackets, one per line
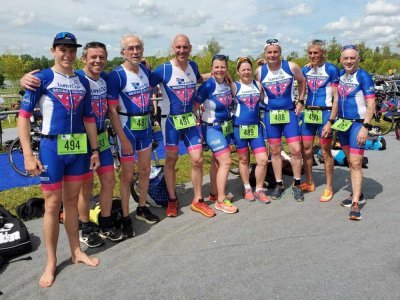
191,199,216,217
254,189,271,204
299,182,315,192
166,199,178,217
208,193,234,202
320,189,333,202
215,199,238,214
244,188,255,201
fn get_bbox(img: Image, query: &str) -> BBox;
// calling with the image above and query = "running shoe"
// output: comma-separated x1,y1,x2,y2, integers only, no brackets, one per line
191,199,216,217
244,188,255,201
320,189,334,202
208,192,234,202
166,199,178,217
291,184,304,202
214,199,238,214
254,189,271,204
136,206,160,224
341,193,366,207
348,202,362,221
121,216,135,238
80,231,104,248
299,182,315,192
271,185,285,200
99,227,125,242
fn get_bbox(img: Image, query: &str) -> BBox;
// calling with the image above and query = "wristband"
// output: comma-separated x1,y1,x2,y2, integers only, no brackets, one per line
328,119,335,125
296,100,304,105
362,122,372,130
91,147,100,153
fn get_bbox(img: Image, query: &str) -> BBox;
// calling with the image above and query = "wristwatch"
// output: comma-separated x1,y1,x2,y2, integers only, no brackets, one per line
328,119,335,125
296,99,305,105
362,122,372,130
91,147,100,153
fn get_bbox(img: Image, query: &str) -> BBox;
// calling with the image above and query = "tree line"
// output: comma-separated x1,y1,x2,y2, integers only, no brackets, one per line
1,37,400,86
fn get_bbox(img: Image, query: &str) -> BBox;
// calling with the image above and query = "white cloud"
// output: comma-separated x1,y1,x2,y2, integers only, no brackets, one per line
366,0,400,16
167,10,211,27
76,17,96,31
134,0,162,16
285,3,312,17
9,11,35,27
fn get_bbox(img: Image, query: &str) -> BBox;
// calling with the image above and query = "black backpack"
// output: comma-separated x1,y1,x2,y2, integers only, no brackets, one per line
15,197,45,221
0,205,32,261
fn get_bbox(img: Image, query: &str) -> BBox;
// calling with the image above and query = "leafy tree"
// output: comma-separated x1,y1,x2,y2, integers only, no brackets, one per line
0,53,31,84
325,37,342,64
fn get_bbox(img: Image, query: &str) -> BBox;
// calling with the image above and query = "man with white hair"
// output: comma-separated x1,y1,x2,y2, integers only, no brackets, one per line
107,34,160,238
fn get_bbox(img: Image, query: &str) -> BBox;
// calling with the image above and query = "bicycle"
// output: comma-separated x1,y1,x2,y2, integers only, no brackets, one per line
8,115,41,177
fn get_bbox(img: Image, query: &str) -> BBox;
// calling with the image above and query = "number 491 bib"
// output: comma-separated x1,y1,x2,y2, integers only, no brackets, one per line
172,112,196,130
57,133,87,155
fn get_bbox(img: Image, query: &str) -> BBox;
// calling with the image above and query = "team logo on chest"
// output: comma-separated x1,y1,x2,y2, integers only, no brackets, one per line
263,78,291,97
127,82,150,109
216,92,232,107
338,76,357,97
54,91,84,111
307,75,328,92
171,78,196,105
91,98,107,118
238,94,258,110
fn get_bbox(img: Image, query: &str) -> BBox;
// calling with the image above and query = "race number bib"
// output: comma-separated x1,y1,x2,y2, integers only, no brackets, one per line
57,133,87,155
172,112,196,130
239,125,258,139
97,131,110,152
331,118,352,132
304,110,323,124
221,120,233,137
270,110,290,124
130,115,148,131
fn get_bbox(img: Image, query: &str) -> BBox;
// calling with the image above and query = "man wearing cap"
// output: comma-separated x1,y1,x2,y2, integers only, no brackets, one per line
334,45,375,220
18,32,100,288
255,38,306,202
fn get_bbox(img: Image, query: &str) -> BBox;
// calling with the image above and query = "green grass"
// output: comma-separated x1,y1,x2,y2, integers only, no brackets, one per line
0,151,214,215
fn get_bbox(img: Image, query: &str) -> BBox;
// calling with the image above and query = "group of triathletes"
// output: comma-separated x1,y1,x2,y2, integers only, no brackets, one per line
19,32,375,288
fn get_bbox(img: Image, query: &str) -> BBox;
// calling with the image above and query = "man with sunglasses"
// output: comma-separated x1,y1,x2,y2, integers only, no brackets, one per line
149,34,214,218
18,32,100,288
20,42,125,246
255,38,306,202
335,45,375,220
299,40,339,203
107,34,160,238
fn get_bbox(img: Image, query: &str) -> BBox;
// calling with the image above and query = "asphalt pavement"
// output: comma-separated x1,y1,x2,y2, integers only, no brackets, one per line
1,133,399,299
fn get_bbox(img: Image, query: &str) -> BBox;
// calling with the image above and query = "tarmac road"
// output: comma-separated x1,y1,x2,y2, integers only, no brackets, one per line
0,133,399,299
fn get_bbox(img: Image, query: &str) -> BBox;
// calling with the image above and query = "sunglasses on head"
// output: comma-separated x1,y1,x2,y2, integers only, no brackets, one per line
236,57,252,68
212,54,229,62
342,44,358,51
265,38,280,46
54,32,77,42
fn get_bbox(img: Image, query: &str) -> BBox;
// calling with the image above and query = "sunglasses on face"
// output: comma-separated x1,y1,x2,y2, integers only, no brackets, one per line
54,32,77,42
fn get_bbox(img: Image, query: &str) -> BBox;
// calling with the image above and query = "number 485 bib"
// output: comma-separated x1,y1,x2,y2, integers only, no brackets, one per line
57,133,87,155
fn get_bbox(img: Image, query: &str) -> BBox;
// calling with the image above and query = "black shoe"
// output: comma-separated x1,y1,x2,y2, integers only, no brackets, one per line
99,227,125,242
121,216,135,238
341,193,366,207
291,184,304,202
80,231,104,248
271,185,285,200
136,206,160,224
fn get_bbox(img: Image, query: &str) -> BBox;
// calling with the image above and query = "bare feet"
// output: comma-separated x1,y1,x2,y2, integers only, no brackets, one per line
39,264,56,288
72,250,100,267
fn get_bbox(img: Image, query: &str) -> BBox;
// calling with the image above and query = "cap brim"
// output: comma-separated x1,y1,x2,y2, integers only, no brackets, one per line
53,40,82,48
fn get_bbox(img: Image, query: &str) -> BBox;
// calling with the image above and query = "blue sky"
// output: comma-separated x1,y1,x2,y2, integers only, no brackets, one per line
1,0,399,59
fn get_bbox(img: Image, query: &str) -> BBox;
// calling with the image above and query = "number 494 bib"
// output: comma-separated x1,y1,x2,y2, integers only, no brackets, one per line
57,133,87,155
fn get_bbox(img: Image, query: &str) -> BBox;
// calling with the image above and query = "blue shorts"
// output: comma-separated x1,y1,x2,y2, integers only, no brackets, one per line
83,146,114,176
163,116,202,152
119,119,152,160
264,110,301,144
233,124,266,153
39,138,91,191
337,121,364,155
201,124,232,156
301,110,332,138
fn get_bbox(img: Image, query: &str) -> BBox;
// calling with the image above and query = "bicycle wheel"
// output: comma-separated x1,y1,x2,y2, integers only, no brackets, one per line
8,137,40,177
229,145,240,175
372,111,395,135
